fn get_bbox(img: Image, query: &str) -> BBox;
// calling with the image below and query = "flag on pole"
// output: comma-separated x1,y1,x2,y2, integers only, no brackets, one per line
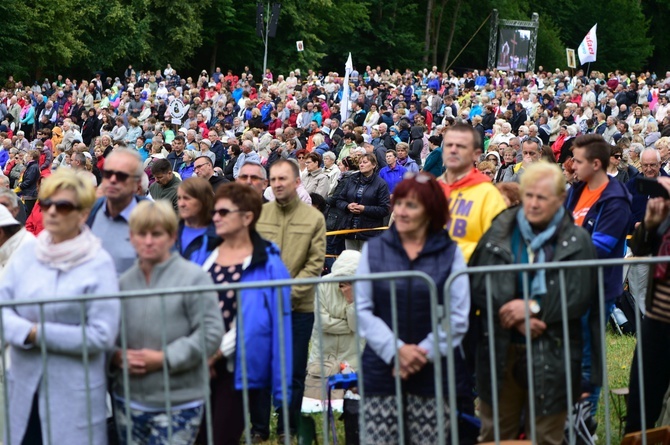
577,24,598,65
341,53,353,122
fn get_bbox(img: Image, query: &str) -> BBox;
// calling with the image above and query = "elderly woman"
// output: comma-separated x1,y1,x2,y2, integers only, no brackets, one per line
112,200,223,445
628,142,643,170
176,177,220,266
334,153,390,251
0,169,120,445
646,121,661,147
199,183,292,444
302,152,330,199
178,150,197,180
356,172,470,444
322,151,341,195
395,142,419,173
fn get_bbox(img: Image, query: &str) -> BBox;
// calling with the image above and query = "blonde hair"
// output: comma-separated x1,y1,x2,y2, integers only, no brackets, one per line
39,168,96,209
129,200,178,236
519,162,566,197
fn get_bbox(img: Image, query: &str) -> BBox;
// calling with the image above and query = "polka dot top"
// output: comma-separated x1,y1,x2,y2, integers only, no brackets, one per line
209,263,243,332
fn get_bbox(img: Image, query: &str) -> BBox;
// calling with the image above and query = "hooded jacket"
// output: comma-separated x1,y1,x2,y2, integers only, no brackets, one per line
565,177,633,303
308,250,362,371
176,220,221,266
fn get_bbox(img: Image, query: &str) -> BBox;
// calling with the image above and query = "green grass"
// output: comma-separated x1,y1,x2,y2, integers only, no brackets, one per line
595,331,637,444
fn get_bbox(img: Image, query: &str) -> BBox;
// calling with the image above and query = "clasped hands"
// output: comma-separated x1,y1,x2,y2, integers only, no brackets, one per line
347,203,365,214
499,300,546,339
113,349,164,375
393,344,429,380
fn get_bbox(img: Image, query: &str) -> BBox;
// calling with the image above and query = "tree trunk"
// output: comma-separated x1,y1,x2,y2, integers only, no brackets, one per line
432,0,449,67
423,0,434,65
440,0,462,72
209,38,219,74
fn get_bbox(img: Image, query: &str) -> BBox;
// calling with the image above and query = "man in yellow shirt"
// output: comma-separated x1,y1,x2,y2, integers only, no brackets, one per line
439,123,507,261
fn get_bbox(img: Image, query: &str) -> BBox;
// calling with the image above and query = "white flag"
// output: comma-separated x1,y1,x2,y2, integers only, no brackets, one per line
341,53,353,122
577,24,597,65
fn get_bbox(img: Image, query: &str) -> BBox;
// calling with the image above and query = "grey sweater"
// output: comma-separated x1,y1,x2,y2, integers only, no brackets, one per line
113,253,223,407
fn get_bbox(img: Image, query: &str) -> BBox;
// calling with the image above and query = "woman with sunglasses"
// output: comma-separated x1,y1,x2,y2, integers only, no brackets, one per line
176,177,220,266
111,200,222,445
198,183,292,444
356,172,470,444
607,145,630,184
0,169,120,445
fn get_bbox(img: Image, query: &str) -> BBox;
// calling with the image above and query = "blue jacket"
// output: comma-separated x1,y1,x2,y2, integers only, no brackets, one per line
565,177,632,303
378,164,407,194
229,231,293,406
422,147,445,178
176,220,221,266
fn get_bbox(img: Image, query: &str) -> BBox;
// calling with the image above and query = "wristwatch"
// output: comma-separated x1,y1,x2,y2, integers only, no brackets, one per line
528,300,541,316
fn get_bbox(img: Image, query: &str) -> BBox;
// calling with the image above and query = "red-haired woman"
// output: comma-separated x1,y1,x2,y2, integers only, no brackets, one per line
355,172,471,443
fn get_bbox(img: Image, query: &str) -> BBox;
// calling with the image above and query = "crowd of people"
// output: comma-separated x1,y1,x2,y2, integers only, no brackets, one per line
1,63,670,444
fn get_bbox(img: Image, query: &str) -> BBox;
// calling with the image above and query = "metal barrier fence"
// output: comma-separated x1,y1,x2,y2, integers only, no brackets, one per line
0,258,667,445
443,256,670,445
0,271,443,445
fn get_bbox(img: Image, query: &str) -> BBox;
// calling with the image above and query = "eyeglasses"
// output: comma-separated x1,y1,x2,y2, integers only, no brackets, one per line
482,170,494,176
297,156,305,160
238,174,264,182
101,169,138,182
193,163,209,170
612,154,622,159
642,163,660,169
39,199,81,214
211,208,245,218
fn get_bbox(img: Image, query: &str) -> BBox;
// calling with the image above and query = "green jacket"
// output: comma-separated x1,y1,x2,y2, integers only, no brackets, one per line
257,195,326,313
468,207,601,416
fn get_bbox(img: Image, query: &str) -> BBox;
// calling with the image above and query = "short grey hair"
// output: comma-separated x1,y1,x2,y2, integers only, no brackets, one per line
241,161,267,180
630,143,644,155
105,148,143,177
0,188,19,208
641,147,661,163
323,151,336,161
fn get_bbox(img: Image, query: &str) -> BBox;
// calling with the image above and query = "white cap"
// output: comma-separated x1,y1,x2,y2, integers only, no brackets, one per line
0,205,19,227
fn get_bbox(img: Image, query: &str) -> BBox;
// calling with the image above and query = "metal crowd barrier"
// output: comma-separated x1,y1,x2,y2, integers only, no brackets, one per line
0,271,442,445
0,257,667,445
443,256,670,445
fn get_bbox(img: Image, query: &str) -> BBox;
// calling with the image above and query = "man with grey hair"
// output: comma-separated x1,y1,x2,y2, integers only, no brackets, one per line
322,151,340,193
624,148,669,314
233,140,260,179
236,161,268,196
378,122,396,150
0,188,26,224
61,119,77,151
86,148,146,274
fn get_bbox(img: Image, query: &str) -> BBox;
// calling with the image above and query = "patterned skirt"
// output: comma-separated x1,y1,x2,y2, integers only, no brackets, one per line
363,394,450,445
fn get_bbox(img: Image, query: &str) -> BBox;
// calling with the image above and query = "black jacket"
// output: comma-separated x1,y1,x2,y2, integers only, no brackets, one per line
18,160,39,198
334,172,390,240
223,155,237,182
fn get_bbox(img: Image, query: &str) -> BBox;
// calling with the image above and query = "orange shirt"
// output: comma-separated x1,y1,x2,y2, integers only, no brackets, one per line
572,182,608,226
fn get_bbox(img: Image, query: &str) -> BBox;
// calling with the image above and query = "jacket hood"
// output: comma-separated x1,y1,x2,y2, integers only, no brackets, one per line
329,249,361,277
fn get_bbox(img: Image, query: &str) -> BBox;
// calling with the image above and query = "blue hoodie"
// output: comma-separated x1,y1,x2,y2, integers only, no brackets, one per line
565,177,632,303
221,231,293,407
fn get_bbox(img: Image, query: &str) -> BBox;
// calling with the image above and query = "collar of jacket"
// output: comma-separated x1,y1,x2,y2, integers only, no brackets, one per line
275,194,301,213
308,168,324,177
383,224,454,258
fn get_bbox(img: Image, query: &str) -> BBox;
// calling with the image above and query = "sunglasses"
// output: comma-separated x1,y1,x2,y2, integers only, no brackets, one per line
613,154,622,159
297,156,305,160
101,169,137,182
211,208,245,218
39,199,81,214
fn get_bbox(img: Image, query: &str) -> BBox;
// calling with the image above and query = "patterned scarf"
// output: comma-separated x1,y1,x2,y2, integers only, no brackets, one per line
35,225,102,272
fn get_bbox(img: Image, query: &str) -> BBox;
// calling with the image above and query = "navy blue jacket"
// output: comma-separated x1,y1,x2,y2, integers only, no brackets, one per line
334,172,390,240
362,226,457,396
565,177,632,303
175,221,221,266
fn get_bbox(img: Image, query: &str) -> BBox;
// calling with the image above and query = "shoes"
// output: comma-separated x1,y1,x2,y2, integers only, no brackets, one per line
250,433,268,444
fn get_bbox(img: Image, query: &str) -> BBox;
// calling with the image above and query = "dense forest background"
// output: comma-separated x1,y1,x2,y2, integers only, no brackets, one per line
0,0,665,81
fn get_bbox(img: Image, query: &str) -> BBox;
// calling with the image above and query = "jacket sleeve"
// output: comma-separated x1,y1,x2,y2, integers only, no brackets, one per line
294,211,326,281
268,258,293,406
316,283,354,335
418,246,470,361
361,179,390,219
422,151,438,174
19,165,38,191
334,177,354,211
316,175,330,199
630,220,662,257
164,272,224,373
592,197,631,259
355,244,403,364
39,259,120,355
